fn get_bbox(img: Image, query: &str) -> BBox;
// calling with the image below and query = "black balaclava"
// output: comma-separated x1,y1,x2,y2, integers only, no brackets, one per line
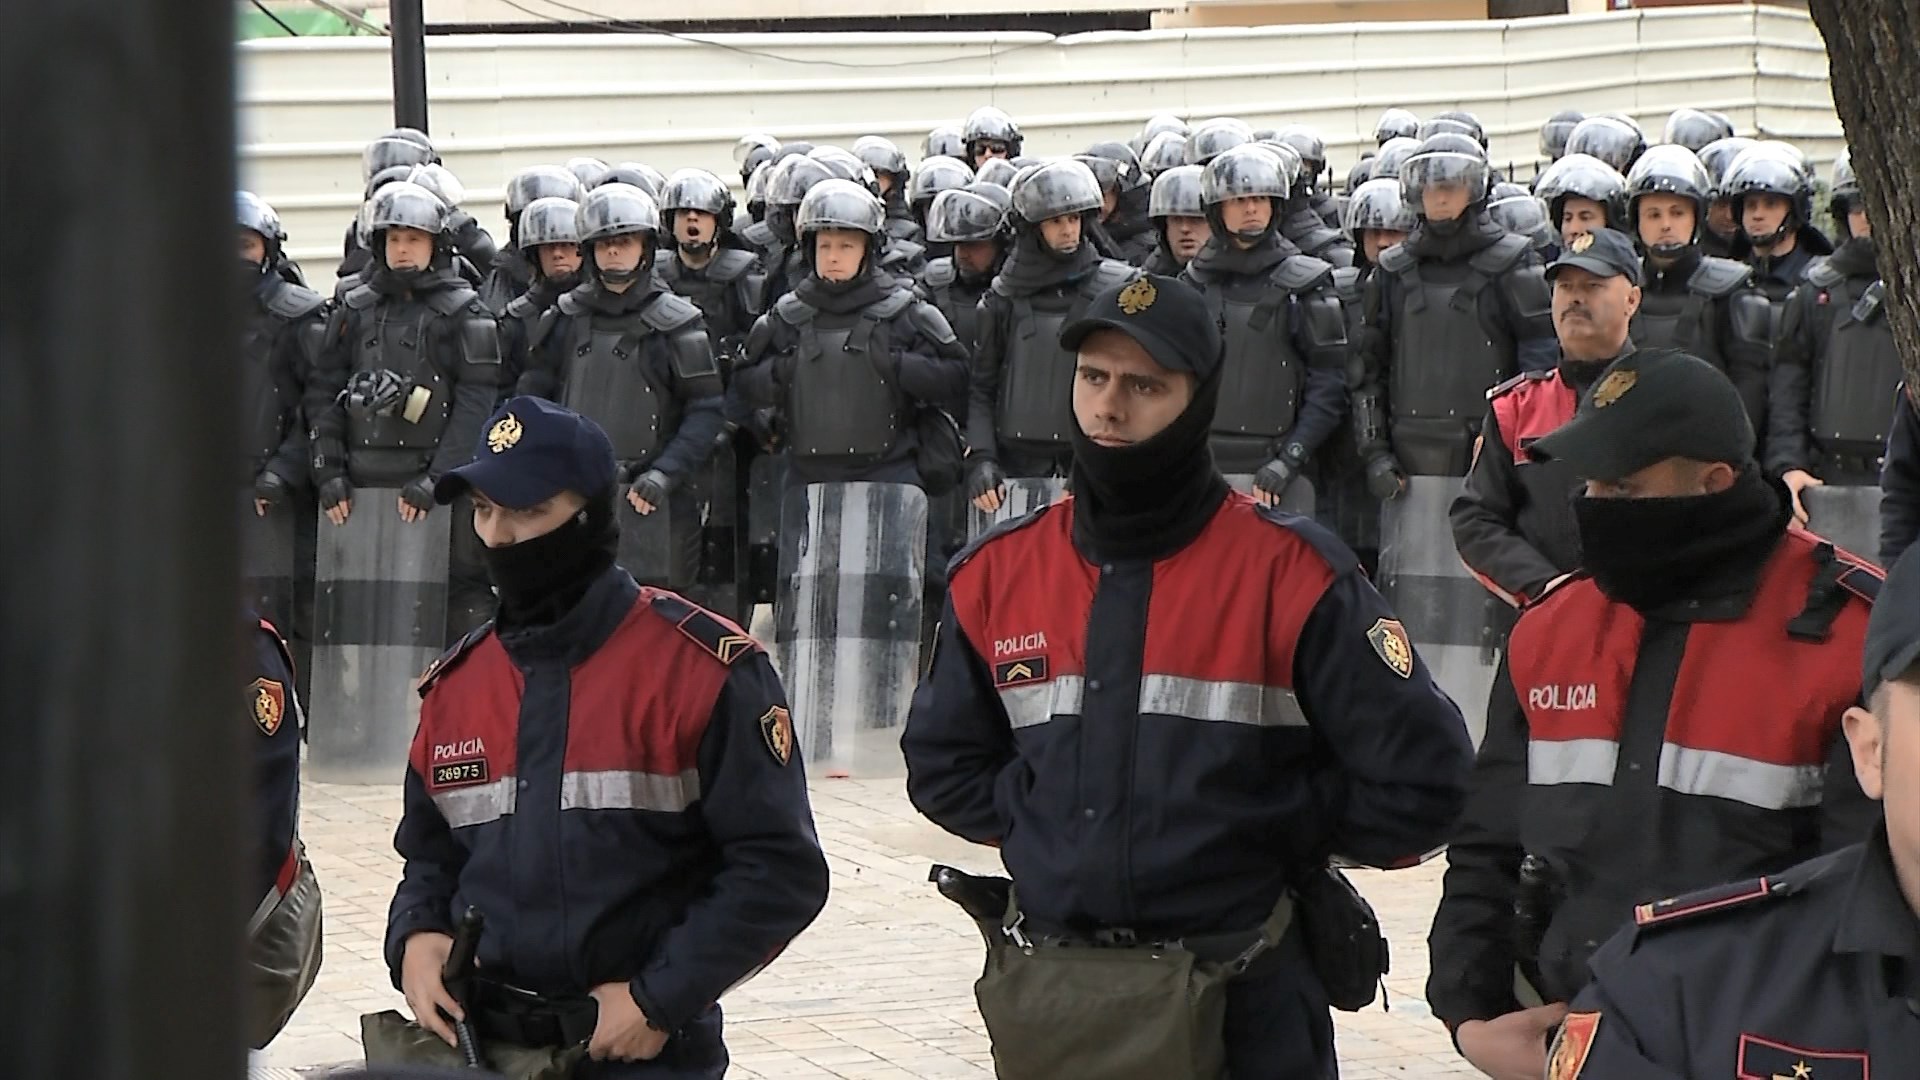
1572,466,1788,612
1408,207,1506,261
1069,361,1230,563
794,236,890,315
995,216,1102,294
369,229,457,296
484,489,619,630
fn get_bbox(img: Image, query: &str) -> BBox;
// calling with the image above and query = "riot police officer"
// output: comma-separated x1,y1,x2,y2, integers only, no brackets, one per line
1081,142,1155,266
1662,106,1735,154
1374,107,1420,146
344,132,439,275
965,159,1140,511
732,178,968,487
735,132,780,192
482,164,584,315
308,180,501,637
1275,124,1340,228
1344,177,1417,272
1697,135,1757,259
1142,163,1209,275
962,106,1022,170
918,188,1008,357
657,169,764,357
1769,149,1902,519
1563,116,1643,175
1535,153,1628,247
810,145,927,281
1180,145,1348,506
1267,136,1356,269
1140,130,1190,180
1355,132,1555,490
854,135,924,247
754,155,834,314
497,196,582,396
923,125,965,162
517,184,725,591
1538,109,1584,164
1186,117,1254,168
1725,142,1834,322
1486,182,1556,260
1624,144,1774,443
239,192,327,684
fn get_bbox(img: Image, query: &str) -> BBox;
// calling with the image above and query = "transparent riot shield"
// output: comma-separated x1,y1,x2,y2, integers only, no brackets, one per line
690,436,742,620
745,451,790,607
773,482,928,777
309,490,451,783
966,476,1069,541
1378,475,1497,747
615,497,674,587
241,493,297,632
1224,474,1317,515
1802,485,1882,564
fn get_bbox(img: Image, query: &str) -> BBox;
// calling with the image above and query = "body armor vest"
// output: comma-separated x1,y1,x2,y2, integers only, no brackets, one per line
1382,237,1524,473
556,298,673,463
346,297,452,460
922,259,986,356
1630,287,1701,351
995,263,1135,450
1812,273,1901,452
1207,276,1304,443
241,302,292,467
780,290,912,458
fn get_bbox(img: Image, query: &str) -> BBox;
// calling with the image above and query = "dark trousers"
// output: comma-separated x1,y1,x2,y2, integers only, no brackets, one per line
1222,931,1338,1080
575,1006,727,1080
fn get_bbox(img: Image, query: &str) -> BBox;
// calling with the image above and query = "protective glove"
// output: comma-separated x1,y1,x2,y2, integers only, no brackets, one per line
965,457,1007,503
628,469,674,509
399,475,437,513
1365,454,1407,502
318,477,353,512
1252,456,1300,501
254,469,292,512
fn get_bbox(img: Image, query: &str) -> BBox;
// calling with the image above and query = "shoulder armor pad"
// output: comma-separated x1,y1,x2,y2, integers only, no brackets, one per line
557,289,588,317
1094,260,1141,289
921,258,958,290
904,298,959,346
266,282,327,321
1376,242,1415,275
648,591,762,665
423,285,480,316
708,247,759,282
1332,264,1361,292
774,292,818,326
1486,368,1557,401
641,291,703,333
1251,503,1361,577
1689,255,1758,298
949,499,1063,575
343,283,381,310
1469,232,1531,274
887,239,926,263
1272,254,1335,292
867,287,915,321
740,221,773,247
505,291,543,320
1631,875,1788,932
1804,256,1844,289
418,623,494,697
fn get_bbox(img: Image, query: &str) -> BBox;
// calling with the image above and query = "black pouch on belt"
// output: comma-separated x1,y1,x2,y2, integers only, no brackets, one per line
1292,866,1390,1011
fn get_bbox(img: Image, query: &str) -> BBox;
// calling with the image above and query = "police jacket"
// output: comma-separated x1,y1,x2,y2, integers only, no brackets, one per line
902,494,1475,937
1427,527,1879,1028
1631,249,1772,441
1768,239,1902,476
520,282,727,486
496,276,569,403
249,614,302,913
1450,352,1617,606
1563,826,1920,1078
385,570,829,1033
242,271,327,486
1882,385,1920,568
309,270,503,489
659,247,765,357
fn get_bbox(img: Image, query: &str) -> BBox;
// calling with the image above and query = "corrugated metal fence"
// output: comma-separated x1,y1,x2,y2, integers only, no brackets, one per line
238,3,1839,290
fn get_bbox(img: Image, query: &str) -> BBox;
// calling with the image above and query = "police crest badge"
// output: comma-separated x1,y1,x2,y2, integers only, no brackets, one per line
487,412,523,453
1591,370,1636,408
760,705,794,766
1117,277,1156,315
1570,231,1596,253
250,678,286,736
1366,618,1413,679
1547,1012,1600,1080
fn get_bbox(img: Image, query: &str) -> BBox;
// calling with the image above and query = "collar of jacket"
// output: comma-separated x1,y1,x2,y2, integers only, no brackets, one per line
496,565,639,666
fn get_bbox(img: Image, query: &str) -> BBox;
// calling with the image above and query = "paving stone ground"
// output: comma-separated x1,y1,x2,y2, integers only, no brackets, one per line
264,741,1478,1079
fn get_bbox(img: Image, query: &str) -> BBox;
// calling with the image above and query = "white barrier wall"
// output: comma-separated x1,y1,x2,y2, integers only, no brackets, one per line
238,3,1839,290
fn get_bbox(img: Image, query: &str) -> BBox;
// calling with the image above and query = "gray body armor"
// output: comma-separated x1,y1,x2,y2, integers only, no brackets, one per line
341,284,480,464
1196,255,1336,470
993,261,1138,450
777,288,916,458
1807,261,1902,453
1631,255,1752,353
920,258,986,356
662,248,762,346
1379,234,1530,475
554,290,706,463
241,280,325,468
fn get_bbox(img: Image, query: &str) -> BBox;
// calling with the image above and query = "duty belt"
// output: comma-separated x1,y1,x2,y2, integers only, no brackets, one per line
469,975,599,1049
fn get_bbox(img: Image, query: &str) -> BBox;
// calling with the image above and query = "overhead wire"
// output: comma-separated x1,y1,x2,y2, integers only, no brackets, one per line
252,0,301,37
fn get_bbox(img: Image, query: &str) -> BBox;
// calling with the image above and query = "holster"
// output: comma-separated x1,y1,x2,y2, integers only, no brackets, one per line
1290,866,1390,1012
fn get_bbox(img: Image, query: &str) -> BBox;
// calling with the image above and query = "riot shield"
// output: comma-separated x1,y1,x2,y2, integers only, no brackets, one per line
309,490,451,783
773,482,928,777
1801,485,1881,564
745,451,790,607
1224,474,1317,516
1378,475,1497,747
241,494,297,632
966,476,1069,541
691,436,742,620
616,497,674,587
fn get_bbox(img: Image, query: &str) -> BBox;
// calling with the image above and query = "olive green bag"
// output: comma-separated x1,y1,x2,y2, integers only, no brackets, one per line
968,888,1294,1080
359,1010,587,1080
244,844,324,1050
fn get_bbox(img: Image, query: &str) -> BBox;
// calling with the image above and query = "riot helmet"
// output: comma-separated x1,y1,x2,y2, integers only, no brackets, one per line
404,163,465,208
1141,131,1190,178
1399,132,1491,223
1540,109,1584,161
746,161,774,222
1149,164,1206,221
1626,144,1712,255
367,181,450,274
854,136,909,179
1419,112,1486,148
1829,147,1861,227
504,165,584,220
1085,141,1148,192
926,188,1006,244
1185,118,1254,167
1139,113,1190,149
1201,144,1295,244
974,157,1020,190
365,164,417,202
798,178,884,280
923,126,966,161
1369,137,1422,181
1274,125,1328,189
518,196,581,250
734,134,781,183
662,168,736,252
1535,153,1629,237
597,163,665,200
1374,108,1420,146
1344,177,1418,238
1662,108,1734,154
910,156,977,217
1564,117,1643,174
237,190,286,273
767,156,835,247
1723,143,1815,248
566,157,611,190
1698,137,1758,191
965,180,1013,213
576,183,661,283
362,135,436,182
808,146,881,195
1011,159,1102,225
1486,183,1554,254
962,106,1023,163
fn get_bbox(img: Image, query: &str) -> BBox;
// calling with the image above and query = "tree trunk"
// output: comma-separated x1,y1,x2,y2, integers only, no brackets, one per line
1807,2,1920,387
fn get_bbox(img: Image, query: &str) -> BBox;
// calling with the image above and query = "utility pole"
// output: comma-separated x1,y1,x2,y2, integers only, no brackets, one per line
391,0,429,132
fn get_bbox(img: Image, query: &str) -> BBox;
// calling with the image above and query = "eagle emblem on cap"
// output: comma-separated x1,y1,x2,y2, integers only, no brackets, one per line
1592,370,1637,408
1570,231,1596,253
1117,278,1156,315
487,413,523,453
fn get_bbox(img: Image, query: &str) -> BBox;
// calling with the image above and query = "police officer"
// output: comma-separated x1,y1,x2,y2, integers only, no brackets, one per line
1624,144,1773,441
239,192,326,648
1563,116,1643,175
734,132,779,193
907,155,975,255
923,125,965,162
965,159,1140,511
1725,143,1834,325
1427,349,1877,1080
383,396,828,1078
1486,182,1556,260
1538,110,1584,164
1769,149,1901,522
1181,145,1349,505
1535,154,1628,248
1550,541,1920,1079
1268,136,1357,270
309,180,501,638
753,155,834,314
1661,106,1734,154
962,106,1022,170
1080,143,1156,266
1140,130,1190,182
1453,229,1640,613
1344,177,1417,272
849,136,922,248
1696,135,1757,259
1142,163,1209,275
482,165,585,315
1186,117,1254,167
732,177,968,486
918,187,1007,357
497,197,583,395
1275,125,1341,229
1883,387,1920,567
657,169,764,358
1375,107,1420,146
345,132,439,275
1355,132,1556,491
516,184,723,592
903,273,1474,1079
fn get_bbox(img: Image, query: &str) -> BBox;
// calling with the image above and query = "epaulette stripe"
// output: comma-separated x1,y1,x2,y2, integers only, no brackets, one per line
1633,877,1772,927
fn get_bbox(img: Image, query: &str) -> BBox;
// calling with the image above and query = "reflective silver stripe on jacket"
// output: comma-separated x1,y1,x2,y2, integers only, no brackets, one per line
1527,739,1619,787
1657,744,1824,810
1136,674,1308,728
999,675,1087,730
559,769,703,813
431,778,518,829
